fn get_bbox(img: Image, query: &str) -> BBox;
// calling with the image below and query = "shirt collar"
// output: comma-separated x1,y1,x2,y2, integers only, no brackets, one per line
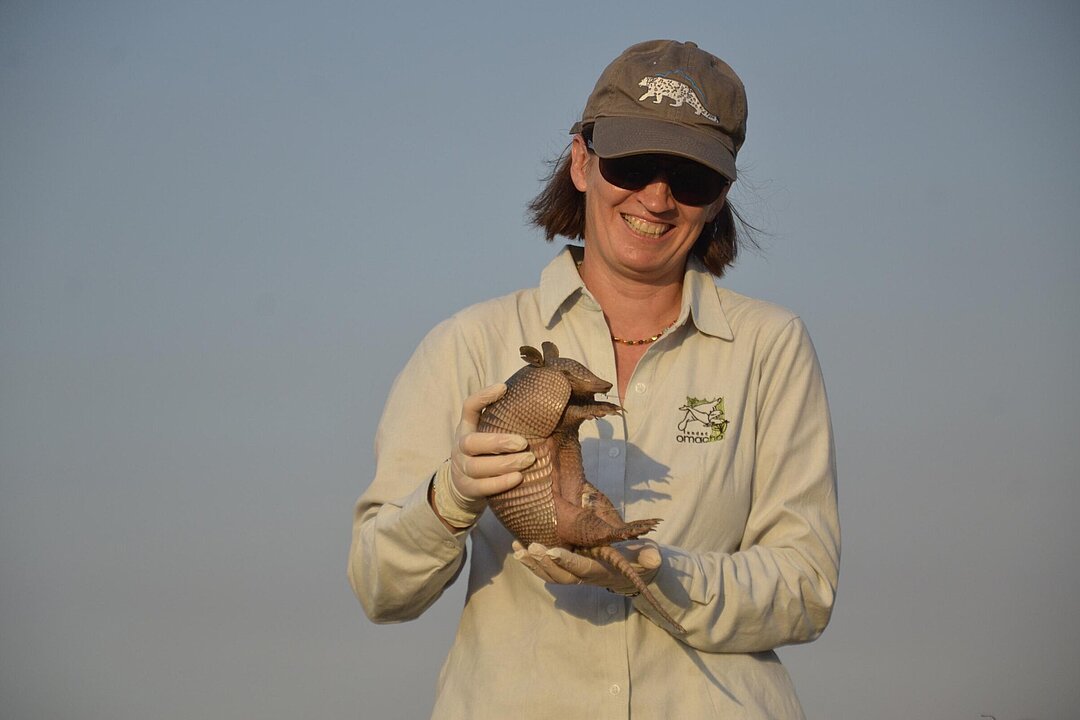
538,245,734,341
681,255,734,340
539,245,589,327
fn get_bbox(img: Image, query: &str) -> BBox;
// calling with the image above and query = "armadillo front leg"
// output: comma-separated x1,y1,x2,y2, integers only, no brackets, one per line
562,400,622,424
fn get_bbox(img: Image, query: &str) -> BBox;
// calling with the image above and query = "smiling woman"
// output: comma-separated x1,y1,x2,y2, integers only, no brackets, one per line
348,39,839,720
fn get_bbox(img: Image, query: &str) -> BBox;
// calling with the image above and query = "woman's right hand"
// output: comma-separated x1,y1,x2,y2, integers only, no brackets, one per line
430,383,533,530
450,383,533,499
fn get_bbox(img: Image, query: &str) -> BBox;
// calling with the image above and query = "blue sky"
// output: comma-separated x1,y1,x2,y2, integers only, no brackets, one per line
2,2,1078,718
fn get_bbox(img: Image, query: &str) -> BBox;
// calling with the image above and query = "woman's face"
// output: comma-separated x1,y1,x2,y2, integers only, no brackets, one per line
569,134,729,287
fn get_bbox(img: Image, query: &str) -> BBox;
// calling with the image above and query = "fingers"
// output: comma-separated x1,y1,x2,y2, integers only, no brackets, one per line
451,384,532,499
605,541,662,591
456,440,533,478
637,545,662,570
459,383,508,431
546,547,601,579
620,540,662,570
513,542,558,583
450,440,532,498
458,430,528,457
511,540,664,592
453,469,525,499
512,543,606,585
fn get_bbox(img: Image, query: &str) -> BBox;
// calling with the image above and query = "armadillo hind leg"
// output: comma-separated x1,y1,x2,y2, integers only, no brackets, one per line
553,493,657,547
583,545,686,635
580,481,660,535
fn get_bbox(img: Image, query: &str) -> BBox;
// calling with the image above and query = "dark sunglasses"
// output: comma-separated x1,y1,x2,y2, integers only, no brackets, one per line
586,138,729,207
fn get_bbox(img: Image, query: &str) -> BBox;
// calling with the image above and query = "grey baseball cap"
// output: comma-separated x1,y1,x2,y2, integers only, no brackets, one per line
571,40,747,181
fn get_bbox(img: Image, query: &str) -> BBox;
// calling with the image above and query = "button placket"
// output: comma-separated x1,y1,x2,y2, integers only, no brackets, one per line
594,401,626,511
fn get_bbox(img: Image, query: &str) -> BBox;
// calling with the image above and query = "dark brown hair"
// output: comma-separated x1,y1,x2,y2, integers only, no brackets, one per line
527,136,757,279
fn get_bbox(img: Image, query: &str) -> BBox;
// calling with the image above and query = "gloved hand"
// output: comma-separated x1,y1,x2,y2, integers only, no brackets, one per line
430,383,533,529
512,539,662,595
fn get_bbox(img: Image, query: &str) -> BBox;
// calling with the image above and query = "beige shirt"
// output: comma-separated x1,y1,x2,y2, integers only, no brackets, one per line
349,246,839,719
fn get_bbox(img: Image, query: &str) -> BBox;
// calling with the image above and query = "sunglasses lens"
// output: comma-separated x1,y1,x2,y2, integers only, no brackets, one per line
597,155,727,206
671,164,727,206
598,155,654,190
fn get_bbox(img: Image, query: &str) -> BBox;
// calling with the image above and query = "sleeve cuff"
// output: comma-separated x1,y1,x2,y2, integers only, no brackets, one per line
430,460,486,530
395,472,473,554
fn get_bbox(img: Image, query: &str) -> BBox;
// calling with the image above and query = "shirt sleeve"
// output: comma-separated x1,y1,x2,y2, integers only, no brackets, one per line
347,320,483,623
635,317,840,652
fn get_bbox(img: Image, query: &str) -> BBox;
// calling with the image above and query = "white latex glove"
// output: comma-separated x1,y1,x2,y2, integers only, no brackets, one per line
512,539,662,595
430,383,533,529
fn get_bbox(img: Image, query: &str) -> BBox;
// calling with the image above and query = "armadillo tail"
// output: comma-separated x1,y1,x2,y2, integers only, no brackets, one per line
585,545,686,634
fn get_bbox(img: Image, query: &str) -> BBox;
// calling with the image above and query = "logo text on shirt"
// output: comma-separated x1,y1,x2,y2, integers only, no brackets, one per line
676,396,729,444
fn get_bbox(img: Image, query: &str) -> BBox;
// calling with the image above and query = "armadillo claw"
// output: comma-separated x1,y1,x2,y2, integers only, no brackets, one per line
603,518,661,543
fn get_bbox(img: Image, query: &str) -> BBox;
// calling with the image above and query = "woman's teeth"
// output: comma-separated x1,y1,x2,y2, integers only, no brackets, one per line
622,214,669,237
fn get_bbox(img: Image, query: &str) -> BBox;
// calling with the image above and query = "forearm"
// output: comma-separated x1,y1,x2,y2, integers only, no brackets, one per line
637,317,840,651
348,478,470,623
634,539,838,652
346,317,491,622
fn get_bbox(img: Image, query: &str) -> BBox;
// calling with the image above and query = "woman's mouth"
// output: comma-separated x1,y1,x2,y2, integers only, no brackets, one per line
621,214,671,238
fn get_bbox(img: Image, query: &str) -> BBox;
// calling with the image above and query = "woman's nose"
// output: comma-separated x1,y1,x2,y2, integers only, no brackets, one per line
636,176,677,212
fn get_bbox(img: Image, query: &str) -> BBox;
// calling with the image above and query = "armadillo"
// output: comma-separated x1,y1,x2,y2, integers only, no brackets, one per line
479,341,685,634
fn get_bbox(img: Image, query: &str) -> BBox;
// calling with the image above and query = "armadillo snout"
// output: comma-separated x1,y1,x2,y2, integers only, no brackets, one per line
556,360,613,396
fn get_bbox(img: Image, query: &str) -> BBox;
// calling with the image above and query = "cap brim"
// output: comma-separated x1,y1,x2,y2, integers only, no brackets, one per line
589,116,736,182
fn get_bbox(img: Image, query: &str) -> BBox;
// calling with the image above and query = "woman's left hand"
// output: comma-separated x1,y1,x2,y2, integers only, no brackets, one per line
511,540,662,595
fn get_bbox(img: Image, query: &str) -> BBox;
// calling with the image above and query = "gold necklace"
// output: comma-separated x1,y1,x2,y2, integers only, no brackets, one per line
575,262,679,346
611,319,678,346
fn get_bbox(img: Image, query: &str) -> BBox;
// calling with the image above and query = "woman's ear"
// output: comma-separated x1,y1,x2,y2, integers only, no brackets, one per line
569,135,590,193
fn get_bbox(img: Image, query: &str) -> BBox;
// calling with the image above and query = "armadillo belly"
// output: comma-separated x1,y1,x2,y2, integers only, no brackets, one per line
485,435,559,547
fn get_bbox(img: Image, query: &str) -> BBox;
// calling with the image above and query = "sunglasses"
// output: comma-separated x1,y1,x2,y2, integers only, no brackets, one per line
586,138,729,207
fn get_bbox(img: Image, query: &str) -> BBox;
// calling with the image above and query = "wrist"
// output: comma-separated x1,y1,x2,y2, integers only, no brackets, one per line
430,461,485,529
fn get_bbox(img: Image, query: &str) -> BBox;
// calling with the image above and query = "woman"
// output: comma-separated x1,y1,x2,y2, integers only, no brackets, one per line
349,40,839,719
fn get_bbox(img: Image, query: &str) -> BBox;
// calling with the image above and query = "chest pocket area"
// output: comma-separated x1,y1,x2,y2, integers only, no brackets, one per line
628,420,749,551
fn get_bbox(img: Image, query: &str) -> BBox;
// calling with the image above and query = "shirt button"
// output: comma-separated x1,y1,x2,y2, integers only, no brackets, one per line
607,603,619,615
609,684,621,696
634,382,647,394
607,447,620,458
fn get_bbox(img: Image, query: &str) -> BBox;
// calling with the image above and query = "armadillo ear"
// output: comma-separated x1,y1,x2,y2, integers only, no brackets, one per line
541,341,560,364
520,345,544,367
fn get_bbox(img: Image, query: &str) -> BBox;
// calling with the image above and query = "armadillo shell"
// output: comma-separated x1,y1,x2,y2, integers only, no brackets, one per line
478,365,571,438
485,436,559,547
476,363,571,547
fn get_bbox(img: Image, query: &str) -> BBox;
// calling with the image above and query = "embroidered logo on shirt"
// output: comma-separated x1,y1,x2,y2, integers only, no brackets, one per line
638,74,719,124
676,396,729,444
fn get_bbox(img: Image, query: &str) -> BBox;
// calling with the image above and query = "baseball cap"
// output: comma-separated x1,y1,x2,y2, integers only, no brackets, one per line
571,40,747,182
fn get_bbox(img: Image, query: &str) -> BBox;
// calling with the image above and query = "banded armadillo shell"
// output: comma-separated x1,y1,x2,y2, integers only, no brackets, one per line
486,436,559,546
478,365,570,438
478,364,572,546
